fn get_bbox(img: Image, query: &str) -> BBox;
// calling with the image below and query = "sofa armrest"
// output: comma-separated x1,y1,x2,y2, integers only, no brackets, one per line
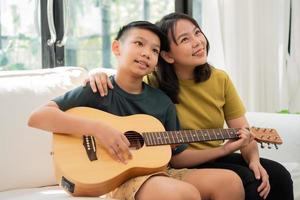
0,67,88,192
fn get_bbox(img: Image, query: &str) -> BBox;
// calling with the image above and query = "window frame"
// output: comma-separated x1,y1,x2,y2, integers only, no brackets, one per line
41,0,189,69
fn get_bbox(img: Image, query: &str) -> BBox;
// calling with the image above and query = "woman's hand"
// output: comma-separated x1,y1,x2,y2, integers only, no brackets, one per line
222,127,254,155
83,71,113,96
249,160,270,199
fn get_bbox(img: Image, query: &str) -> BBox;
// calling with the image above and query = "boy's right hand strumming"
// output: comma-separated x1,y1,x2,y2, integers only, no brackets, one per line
28,101,132,164
94,121,132,164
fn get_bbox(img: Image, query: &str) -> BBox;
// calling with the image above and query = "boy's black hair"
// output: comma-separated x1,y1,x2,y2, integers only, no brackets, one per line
115,21,168,51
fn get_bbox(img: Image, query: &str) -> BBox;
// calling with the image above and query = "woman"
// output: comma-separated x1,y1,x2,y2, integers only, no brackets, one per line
86,13,293,200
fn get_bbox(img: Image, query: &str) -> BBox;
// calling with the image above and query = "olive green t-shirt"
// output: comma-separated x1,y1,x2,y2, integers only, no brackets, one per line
53,76,180,132
144,67,246,150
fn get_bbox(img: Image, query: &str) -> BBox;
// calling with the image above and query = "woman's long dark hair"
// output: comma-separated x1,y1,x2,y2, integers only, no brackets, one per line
155,12,211,103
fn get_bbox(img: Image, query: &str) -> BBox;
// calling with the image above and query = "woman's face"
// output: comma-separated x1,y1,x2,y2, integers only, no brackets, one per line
168,19,207,68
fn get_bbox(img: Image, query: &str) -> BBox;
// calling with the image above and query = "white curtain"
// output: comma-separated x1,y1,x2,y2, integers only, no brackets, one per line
197,0,299,113
286,0,300,113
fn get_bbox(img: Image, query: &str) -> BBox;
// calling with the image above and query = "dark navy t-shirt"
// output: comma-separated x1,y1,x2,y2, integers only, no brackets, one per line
53,76,179,132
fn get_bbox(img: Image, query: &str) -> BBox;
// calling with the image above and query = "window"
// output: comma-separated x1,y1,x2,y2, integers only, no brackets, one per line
0,0,175,71
64,0,174,70
0,0,41,70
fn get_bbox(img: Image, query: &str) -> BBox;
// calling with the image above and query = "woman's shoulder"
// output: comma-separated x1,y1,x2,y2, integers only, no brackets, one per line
143,72,159,88
210,66,230,80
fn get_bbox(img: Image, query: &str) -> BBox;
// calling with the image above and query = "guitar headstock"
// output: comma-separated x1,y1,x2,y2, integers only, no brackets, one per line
250,127,283,148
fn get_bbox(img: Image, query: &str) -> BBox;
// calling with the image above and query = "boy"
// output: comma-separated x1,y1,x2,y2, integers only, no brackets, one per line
28,21,202,200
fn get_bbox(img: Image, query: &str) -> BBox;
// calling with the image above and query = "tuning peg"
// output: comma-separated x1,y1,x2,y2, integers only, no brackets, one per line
274,144,278,149
267,143,271,149
260,142,265,148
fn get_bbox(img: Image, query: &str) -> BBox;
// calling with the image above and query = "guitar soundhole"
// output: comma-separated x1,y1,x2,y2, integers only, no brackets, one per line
124,131,144,150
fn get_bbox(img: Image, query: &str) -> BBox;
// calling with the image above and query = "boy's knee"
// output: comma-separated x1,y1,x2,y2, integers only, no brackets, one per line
156,182,200,200
223,170,243,185
223,171,245,199
230,171,244,187
136,176,201,200
174,183,201,200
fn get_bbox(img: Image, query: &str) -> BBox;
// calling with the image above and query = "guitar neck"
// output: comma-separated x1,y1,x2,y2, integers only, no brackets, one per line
143,128,239,146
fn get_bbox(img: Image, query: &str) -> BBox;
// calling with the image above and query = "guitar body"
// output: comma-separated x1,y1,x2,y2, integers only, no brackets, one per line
52,107,283,197
53,107,171,197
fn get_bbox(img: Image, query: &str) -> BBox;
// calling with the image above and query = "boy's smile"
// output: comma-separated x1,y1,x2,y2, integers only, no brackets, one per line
134,59,150,70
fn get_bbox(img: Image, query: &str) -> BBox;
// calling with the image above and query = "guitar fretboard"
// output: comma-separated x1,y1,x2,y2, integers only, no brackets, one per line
143,128,239,146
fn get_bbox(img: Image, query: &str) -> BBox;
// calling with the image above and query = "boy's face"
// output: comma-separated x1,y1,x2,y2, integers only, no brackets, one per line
113,28,161,77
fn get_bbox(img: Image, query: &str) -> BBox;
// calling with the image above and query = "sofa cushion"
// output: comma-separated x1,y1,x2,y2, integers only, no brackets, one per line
0,186,113,200
0,67,88,191
0,186,114,200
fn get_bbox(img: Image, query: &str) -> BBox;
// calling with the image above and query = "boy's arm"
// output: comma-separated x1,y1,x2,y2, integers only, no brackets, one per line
28,101,132,163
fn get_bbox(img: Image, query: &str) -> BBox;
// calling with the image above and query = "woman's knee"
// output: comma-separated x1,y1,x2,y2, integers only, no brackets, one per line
260,158,294,199
260,158,293,187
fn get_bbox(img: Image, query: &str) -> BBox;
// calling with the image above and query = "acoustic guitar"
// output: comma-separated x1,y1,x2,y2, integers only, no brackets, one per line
53,107,282,197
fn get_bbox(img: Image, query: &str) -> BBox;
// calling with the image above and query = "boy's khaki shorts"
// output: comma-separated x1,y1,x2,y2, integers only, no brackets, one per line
107,168,191,200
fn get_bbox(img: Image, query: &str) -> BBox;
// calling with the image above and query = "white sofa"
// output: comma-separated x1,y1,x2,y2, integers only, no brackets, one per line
0,67,299,200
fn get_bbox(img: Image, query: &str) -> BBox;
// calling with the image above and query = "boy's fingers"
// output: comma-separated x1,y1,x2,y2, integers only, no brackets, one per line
121,134,130,146
113,143,130,164
120,135,132,159
107,145,121,163
114,146,126,164
118,143,132,161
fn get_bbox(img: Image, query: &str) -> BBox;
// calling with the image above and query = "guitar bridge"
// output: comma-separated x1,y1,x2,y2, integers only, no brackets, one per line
83,135,98,161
